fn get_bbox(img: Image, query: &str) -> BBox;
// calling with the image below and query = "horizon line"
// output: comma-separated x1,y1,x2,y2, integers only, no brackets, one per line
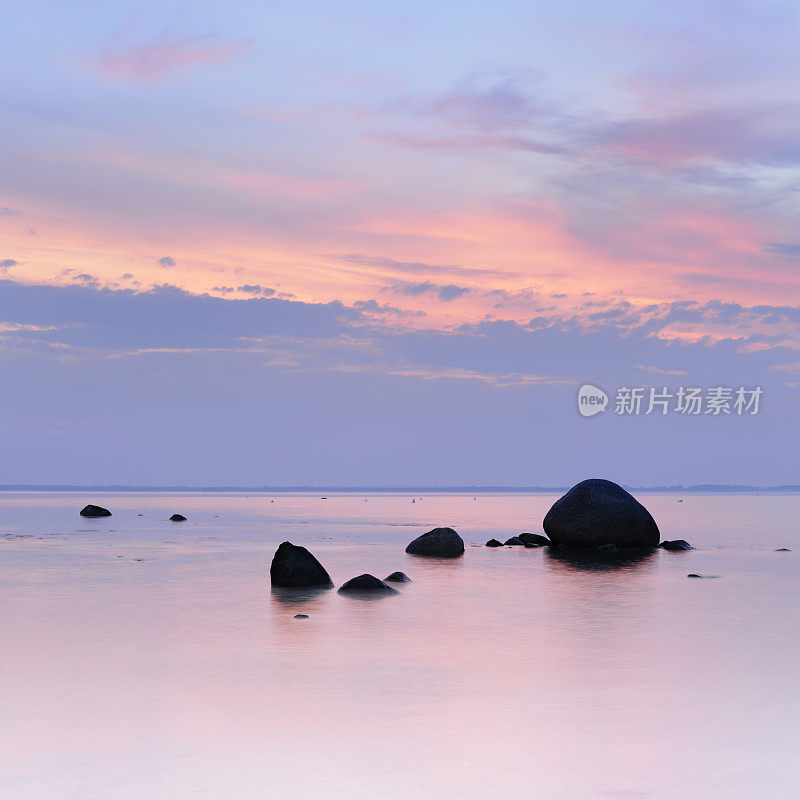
0,483,798,493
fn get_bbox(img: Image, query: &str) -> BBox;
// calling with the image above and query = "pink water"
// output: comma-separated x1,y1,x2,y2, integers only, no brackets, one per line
1,491,798,799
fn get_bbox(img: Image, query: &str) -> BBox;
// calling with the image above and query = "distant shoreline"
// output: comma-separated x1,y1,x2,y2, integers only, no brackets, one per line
0,484,798,494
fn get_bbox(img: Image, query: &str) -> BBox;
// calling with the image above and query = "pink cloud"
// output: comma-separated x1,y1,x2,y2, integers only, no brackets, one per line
91,36,250,83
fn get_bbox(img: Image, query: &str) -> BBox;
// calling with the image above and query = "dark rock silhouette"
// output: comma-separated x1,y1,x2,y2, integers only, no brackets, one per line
504,536,524,546
338,574,399,594
270,541,333,588
80,504,111,518
543,479,659,549
524,543,543,548
519,533,551,546
405,527,464,558
169,514,187,521
660,539,693,550
485,539,503,547
384,571,412,582
775,548,791,552
294,614,309,619
687,573,719,578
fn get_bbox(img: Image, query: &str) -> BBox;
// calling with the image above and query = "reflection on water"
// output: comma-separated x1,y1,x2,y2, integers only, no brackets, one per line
270,585,333,606
544,545,657,572
0,491,799,800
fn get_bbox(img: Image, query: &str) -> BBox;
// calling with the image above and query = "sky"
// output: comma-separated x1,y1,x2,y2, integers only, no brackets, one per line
1,0,799,486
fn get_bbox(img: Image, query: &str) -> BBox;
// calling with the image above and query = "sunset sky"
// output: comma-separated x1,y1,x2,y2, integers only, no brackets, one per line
1,0,799,486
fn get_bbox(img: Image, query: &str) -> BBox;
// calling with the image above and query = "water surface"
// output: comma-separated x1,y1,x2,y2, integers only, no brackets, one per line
1,491,798,799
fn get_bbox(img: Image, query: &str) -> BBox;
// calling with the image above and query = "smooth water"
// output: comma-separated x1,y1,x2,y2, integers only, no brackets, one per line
1,491,798,800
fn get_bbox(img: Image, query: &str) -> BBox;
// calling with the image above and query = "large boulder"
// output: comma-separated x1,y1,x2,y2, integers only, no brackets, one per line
405,527,464,558
80,504,111,518
543,479,659,549
270,542,333,587
338,574,399,595
504,536,524,546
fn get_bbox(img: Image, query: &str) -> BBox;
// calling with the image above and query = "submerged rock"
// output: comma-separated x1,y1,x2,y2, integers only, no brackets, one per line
543,479,660,549
687,573,719,579
384,571,412,582
294,614,309,619
169,513,187,521
338,574,399,595
660,539,693,550
485,539,504,547
504,536,524,546
80,504,111,518
270,541,333,588
405,527,464,558
519,532,551,546
524,542,543,549
776,548,791,552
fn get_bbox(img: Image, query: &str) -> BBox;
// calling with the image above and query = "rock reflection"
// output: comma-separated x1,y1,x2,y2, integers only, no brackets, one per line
544,545,656,572
270,585,332,606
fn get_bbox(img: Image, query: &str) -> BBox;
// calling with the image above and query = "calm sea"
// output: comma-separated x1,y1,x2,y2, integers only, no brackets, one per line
1,491,798,800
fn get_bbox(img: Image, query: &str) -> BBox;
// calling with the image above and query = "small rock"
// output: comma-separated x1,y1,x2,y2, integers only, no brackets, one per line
518,533,551,546
80,504,111,518
169,514,187,521
660,539,693,550
384,571,412,582
504,536,524,546
775,548,791,552
338,574,399,595
687,573,719,578
485,539,504,547
405,527,464,558
595,543,618,552
294,614,309,619
524,542,543,549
